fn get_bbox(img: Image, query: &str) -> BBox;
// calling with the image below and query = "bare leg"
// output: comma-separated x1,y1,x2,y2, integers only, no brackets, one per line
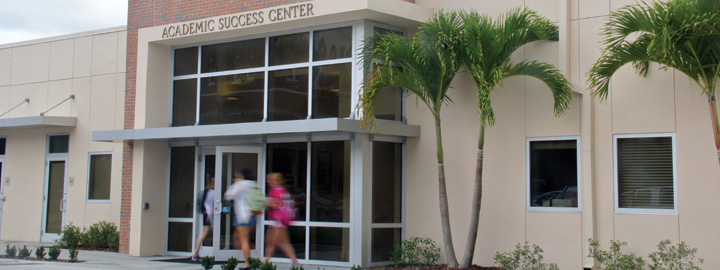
276,227,298,264
264,227,278,262
192,226,212,258
238,226,253,268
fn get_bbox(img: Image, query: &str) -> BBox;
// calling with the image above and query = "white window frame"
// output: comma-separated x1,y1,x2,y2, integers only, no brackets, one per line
526,136,581,213
86,152,112,203
613,133,678,215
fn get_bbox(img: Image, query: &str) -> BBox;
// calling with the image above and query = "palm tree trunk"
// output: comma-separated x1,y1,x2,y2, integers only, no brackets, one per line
709,96,720,166
459,123,485,269
435,117,458,268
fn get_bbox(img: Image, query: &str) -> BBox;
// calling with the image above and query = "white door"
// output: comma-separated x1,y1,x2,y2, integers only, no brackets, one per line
41,158,68,243
213,146,264,261
0,158,4,235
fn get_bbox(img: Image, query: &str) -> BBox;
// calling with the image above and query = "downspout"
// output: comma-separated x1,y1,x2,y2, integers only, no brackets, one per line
558,0,597,268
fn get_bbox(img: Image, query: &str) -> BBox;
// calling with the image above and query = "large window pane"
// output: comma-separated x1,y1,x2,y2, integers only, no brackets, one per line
169,147,195,218
45,161,65,234
267,143,307,220
265,225,306,259
0,138,5,155
201,38,265,73
371,228,401,262
311,141,350,223
269,33,309,66
172,79,197,127
529,140,578,208
312,64,351,119
48,135,69,154
200,72,264,125
268,68,309,121
617,136,674,209
313,27,351,61
167,222,193,252
310,227,349,262
174,47,198,76
88,154,112,200
373,142,402,223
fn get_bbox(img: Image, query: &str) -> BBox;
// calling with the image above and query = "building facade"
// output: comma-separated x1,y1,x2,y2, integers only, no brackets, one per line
0,0,718,269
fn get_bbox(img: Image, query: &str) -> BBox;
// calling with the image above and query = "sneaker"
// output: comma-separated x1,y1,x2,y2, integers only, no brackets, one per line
191,255,200,261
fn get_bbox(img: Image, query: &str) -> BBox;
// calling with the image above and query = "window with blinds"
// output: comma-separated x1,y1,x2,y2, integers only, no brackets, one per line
616,136,675,210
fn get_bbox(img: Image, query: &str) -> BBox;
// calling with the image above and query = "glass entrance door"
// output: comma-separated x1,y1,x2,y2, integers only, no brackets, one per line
213,146,263,261
42,158,68,242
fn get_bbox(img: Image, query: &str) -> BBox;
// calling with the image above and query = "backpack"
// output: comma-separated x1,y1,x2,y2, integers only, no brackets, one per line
246,181,266,215
277,189,296,226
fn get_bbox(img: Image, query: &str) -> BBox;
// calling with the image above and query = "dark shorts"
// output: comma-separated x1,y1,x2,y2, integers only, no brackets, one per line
233,215,257,227
203,215,213,227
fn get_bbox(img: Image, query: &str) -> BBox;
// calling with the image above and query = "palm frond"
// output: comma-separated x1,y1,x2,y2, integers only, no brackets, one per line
506,60,573,117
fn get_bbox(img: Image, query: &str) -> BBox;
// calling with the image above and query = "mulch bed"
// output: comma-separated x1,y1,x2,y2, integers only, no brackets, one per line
370,265,500,270
0,255,85,263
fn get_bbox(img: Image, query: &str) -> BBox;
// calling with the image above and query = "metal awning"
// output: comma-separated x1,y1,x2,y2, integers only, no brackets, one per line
0,116,77,130
92,118,419,143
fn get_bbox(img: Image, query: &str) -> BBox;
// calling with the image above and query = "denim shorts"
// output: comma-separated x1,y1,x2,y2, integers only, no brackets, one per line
233,215,257,227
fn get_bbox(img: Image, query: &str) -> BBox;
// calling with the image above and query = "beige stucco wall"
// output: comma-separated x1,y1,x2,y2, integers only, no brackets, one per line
405,0,720,269
0,27,126,242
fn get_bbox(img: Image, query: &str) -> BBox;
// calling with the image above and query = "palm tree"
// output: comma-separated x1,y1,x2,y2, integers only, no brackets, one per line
359,11,464,267
588,0,720,165
458,9,573,269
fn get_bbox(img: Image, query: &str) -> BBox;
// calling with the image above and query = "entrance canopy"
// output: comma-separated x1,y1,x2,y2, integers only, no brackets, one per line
0,116,77,130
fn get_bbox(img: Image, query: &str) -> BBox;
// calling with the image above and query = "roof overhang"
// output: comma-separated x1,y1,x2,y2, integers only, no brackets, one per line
0,116,77,130
92,118,419,143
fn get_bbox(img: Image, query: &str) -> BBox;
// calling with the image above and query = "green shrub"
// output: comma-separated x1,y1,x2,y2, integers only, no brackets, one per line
290,264,305,270
35,246,46,259
390,237,440,265
221,256,239,270
17,245,31,259
48,245,61,260
5,244,17,258
83,221,119,250
259,260,277,270
108,229,120,251
494,242,559,270
648,240,703,270
247,257,262,269
69,247,79,262
350,265,366,270
201,256,215,270
58,223,84,248
588,238,645,270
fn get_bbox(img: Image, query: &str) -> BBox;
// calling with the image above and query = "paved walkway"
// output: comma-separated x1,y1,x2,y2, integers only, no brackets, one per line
0,241,324,270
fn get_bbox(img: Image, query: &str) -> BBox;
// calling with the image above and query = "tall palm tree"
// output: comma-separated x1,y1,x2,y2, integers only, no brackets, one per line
588,0,720,165
359,11,464,267
459,9,573,269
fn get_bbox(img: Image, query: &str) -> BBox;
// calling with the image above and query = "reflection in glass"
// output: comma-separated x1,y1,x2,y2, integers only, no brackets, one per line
269,33,309,66
266,143,307,220
169,147,195,218
45,161,65,234
167,222,193,252
200,72,264,125
49,135,69,154
617,137,674,209
268,68,309,121
172,79,197,127
174,47,198,76
529,140,578,208
201,154,215,247
372,142,402,223
312,64,351,119
202,38,265,73
220,153,258,250
313,27,352,61
88,154,111,200
371,228,401,262
310,227,349,261
265,225,306,259
311,141,350,223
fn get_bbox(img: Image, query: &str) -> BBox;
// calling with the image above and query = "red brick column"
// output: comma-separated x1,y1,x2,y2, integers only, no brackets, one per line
121,0,415,254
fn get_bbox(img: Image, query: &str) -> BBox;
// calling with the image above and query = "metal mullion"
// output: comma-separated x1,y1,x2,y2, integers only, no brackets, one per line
370,223,402,229
305,222,351,228
197,66,269,78
311,58,353,67
266,62,312,72
305,140,312,260
307,31,314,119
172,74,202,80
168,217,194,223
263,36,270,122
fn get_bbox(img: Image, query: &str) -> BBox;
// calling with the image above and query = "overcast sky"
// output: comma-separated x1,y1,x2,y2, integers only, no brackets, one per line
0,0,128,45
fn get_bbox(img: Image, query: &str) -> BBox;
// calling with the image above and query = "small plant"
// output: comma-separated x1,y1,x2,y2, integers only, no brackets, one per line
290,264,305,270
247,257,262,269
201,256,215,270
588,238,644,270
48,245,61,260
17,245,31,259
221,256,239,270
5,244,17,258
83,221,119,250
108,229,120,251
350,265,366,270
259,260,277,270
494,242,559,270
69,247,79,262
648,239,703,270
58,223,84,248
35,246,46,259
390,237,440,265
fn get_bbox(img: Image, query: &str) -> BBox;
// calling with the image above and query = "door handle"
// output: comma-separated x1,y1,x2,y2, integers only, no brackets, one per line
60,199,66,211
214,200,221,215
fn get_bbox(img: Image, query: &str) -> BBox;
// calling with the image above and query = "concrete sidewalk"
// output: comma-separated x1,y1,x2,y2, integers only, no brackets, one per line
0,241,315,270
